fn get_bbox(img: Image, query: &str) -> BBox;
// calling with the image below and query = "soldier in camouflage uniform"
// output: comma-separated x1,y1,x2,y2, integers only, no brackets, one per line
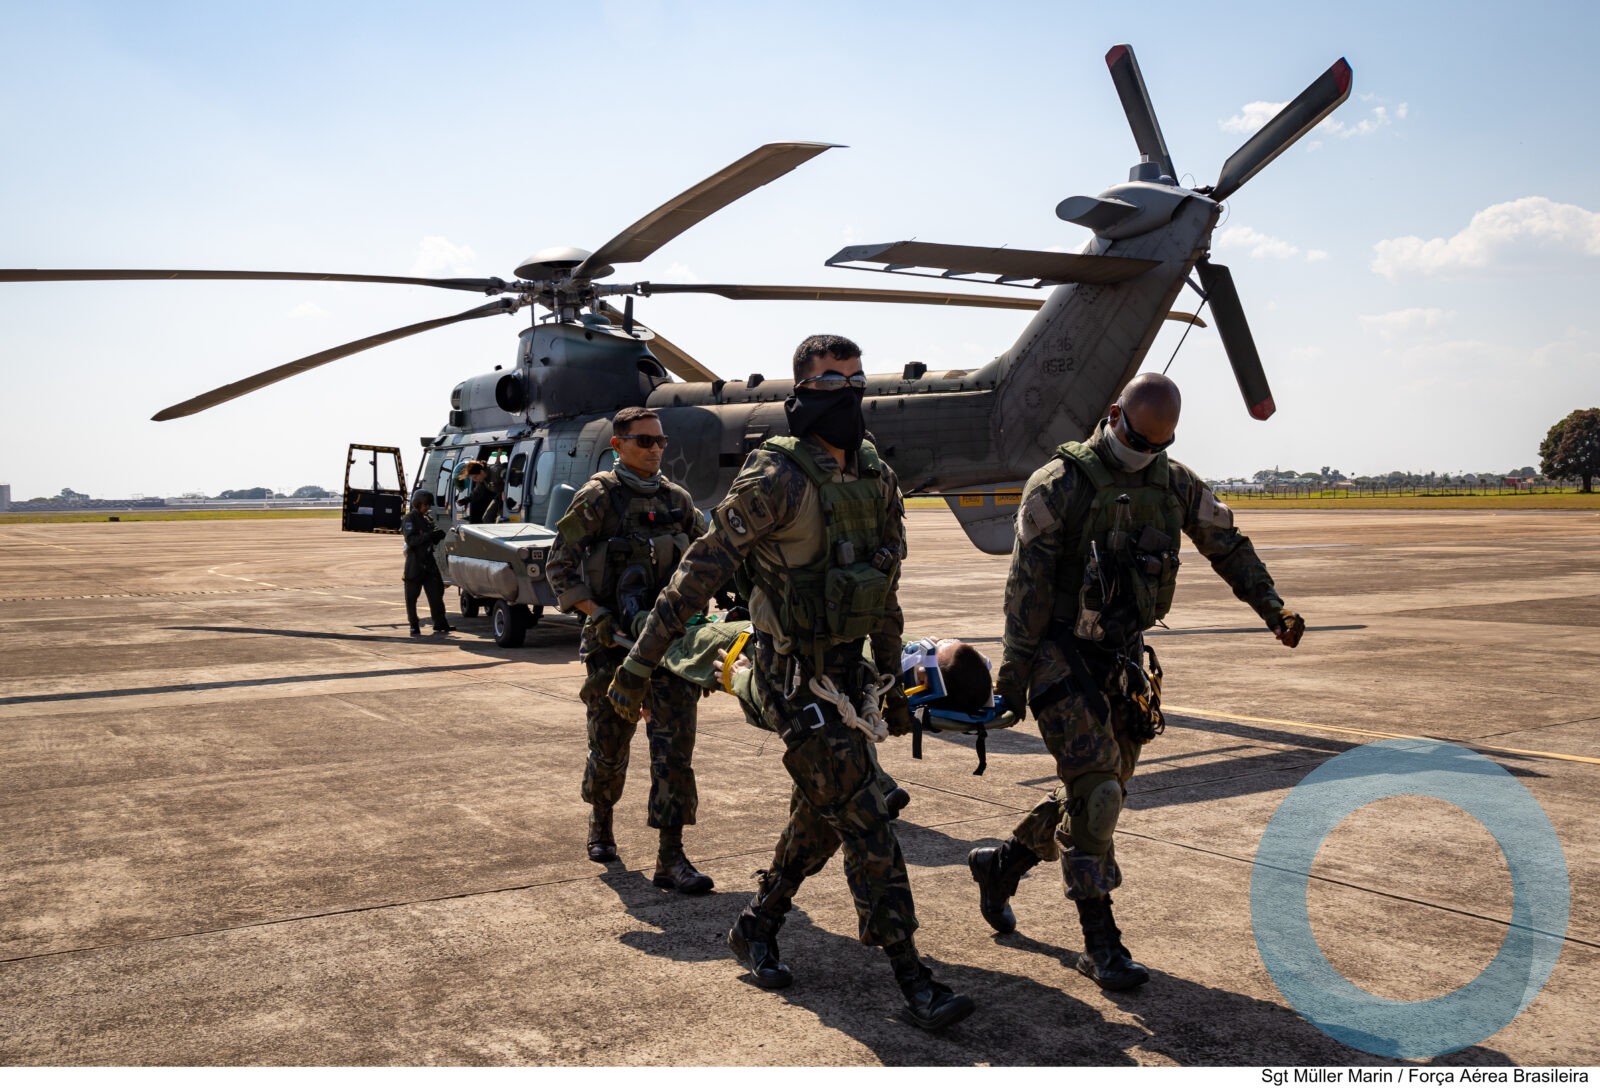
401,489,451,637
606,335,974,1032
545,406,713,894
974,373,1305,991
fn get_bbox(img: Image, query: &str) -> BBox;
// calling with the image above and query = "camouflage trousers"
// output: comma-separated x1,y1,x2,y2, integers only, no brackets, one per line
750,636,917,948
1009,639,1144,900
579,644,699,828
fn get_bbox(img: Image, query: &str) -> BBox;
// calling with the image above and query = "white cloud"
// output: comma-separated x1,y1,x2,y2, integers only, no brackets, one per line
1219,99,1406,139
1217,225,1298,259
410,236,479,278
1220,101,1284,134
1371,197,1600,277
1216,226,1327,262
1359,307,1456,339
287,301,328,319
661,262,699,283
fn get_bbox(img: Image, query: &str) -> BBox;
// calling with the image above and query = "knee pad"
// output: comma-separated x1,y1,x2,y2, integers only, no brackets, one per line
1068,773,1123,857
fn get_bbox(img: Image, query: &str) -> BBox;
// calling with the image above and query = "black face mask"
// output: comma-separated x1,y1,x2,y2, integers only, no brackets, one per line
785,386,865,450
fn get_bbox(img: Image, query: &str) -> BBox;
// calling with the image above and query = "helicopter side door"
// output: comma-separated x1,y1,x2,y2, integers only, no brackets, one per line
341,444,407,534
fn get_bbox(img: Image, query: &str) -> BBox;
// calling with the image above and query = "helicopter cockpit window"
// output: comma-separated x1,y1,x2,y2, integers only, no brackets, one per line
435,459,456,509
505,451,528,515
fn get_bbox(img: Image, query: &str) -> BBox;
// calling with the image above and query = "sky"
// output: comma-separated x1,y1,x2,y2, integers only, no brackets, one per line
2,0,1597,498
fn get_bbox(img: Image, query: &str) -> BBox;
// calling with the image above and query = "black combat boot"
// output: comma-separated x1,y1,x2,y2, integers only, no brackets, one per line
653,825,713,894
586,805,617,863
727,870,797,989
966,837,1040,935
1074,895,1150,991
886,939,975,1031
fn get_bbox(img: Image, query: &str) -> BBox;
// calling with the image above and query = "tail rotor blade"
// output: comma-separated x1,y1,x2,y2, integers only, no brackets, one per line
1105,44,1176,181
1195,260,1275,420
1211,58,1352,202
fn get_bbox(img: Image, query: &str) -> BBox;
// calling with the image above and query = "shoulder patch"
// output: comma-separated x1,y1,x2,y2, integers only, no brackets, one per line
1197,489,1234,531
1016,483,1061,548
716,483,777,539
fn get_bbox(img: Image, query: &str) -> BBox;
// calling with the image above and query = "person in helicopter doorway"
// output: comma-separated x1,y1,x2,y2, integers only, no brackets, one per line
973,372,1306,991
461,459,503,524
401,489,453,638
544,406,714,894
604,334,975,1032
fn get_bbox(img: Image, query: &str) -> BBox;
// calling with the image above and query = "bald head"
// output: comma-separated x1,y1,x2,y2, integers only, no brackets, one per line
1110,373,1181,450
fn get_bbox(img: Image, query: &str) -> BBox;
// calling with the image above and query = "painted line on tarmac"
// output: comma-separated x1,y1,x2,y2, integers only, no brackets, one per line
1119,829,1600,952
1165,704,1600,767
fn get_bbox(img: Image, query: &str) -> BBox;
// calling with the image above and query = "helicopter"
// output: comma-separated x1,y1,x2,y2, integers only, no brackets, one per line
2,44,1352,648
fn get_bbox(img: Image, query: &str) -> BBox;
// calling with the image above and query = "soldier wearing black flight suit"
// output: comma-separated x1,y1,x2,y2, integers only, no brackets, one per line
401,489,452,637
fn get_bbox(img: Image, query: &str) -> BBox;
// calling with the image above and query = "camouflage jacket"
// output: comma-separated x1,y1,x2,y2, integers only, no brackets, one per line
400,509,445,581
545,467,706,613
627,435,908,680
1001,420,1285,668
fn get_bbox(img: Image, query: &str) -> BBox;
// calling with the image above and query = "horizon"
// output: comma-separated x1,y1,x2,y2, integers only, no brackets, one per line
3,1,1597,496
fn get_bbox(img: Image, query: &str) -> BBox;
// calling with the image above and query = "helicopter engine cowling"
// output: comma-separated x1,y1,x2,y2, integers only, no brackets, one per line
514,319,670,425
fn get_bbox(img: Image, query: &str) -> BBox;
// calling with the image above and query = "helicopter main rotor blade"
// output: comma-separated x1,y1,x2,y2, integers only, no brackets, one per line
1195,259,1274,420
0,268,511,292
152,298,518,421
637,283,1046,310
597,301,720,383
573,143,840,280
1211,57,1353,203
1104,44,1176,182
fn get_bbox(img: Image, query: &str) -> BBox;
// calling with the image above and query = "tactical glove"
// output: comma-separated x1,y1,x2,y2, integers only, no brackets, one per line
430,529,446,544
606,655,653,721
995,658,1029,722
587,608,618,649
884,686,915,737
1272,608,1306,649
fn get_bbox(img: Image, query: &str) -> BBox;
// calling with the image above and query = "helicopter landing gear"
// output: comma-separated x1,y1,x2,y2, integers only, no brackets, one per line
491,599,535,648
459,590,482,619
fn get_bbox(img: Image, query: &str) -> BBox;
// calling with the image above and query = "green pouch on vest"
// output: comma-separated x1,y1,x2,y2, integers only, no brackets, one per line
824,562,889,641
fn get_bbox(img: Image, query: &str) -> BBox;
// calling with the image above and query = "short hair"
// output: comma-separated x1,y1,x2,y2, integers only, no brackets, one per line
611,406,659,437
792,334,863,381
462,459,487,476
934,640,993,713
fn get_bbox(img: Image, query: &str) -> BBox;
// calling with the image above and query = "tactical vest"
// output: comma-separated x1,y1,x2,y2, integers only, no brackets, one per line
1050,441,1184,645
745,437,895,663
580,471,696,612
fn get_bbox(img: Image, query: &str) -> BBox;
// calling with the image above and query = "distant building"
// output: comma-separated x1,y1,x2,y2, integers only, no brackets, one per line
0,483,10,512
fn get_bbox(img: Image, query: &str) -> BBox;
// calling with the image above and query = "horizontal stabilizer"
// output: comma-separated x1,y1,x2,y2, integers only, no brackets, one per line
939,486,1025,555
1055,195,1140,233
827,241,1158,289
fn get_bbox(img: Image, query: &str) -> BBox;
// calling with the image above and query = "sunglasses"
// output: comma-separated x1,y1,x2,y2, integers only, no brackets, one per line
796,371,867,392
616,434,670,449
1116,403,1176,454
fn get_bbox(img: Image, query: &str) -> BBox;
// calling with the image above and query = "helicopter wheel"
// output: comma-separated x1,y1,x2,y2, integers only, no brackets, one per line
492,599,528,648
516,603,542,627
459,590,482,619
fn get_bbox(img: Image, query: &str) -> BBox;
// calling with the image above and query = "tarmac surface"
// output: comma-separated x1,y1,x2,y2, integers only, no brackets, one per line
1,508,1596,1067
